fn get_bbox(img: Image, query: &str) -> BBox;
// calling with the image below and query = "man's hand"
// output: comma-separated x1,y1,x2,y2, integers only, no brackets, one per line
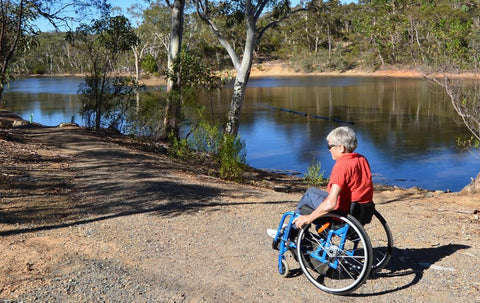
293,215,311,229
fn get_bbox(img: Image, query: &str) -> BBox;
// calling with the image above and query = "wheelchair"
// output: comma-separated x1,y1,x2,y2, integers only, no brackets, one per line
271,204,393,295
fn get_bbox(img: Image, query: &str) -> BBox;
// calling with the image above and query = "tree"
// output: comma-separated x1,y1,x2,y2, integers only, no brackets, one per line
418,2,480,192
0,0,110,104
163,0,186,139
195,0,311,137
67,15,140,130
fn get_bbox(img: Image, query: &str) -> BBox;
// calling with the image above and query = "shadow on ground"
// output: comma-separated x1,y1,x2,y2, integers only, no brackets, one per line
353,244,470,296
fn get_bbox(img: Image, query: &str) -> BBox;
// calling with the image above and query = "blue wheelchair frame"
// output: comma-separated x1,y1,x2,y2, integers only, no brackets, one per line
273,211,298,275
274,211,355,276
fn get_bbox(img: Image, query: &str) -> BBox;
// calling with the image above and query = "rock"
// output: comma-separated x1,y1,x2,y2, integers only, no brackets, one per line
424,192,434,198
460,172,480,194
58,122,79,128
0,111,30,128
12,120,30,127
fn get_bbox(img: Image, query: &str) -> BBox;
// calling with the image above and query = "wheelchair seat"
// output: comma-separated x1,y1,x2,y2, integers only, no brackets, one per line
299,201,375,226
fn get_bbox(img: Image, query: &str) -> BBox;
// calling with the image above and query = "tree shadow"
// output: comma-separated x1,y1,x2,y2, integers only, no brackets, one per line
0,172,295,236
0,128,297,236
352,244,470,296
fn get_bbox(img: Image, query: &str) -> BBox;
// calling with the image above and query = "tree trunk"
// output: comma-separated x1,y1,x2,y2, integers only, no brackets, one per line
163,0,185,139
224,28,255,137
0,0,24,103
225,74,249,137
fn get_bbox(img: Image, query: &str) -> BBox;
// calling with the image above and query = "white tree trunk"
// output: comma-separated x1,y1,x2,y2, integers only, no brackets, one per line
224,20,256,136
166,0,185,93
163,0,185,138
225,70,249,136
196,0,308,137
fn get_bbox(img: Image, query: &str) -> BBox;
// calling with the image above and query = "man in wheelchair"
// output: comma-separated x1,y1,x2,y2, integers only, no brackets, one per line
267,126,374,240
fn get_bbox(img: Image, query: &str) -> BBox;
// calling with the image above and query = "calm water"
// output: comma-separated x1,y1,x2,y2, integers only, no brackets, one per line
3,76,479,191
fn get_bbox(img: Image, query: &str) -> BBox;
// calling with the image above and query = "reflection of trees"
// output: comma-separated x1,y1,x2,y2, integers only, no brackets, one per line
4,92,81,120
196,77,471,165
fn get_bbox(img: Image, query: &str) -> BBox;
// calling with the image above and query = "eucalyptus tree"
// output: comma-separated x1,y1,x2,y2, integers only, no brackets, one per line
415,2,479,191
159,0,186,139
66,15,140,130
283,0,345,70
0,0,109,104
195,0,313,137
128,2,171,81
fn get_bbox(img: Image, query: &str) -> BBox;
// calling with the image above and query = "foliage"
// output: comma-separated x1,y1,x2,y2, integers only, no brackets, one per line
164,49,226,139
304,158,326,187
433,77,480,151
168,131,191,159
128,89,168,138
79,75,143,131
68,15,140,130
0,0,111,101
167,119,247,181
141,54,158,74
218,134,247,181
457,135,480,151
189,120,222,154
8,1,480,77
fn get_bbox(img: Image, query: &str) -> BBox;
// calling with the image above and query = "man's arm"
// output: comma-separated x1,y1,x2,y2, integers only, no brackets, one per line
293,184,342,228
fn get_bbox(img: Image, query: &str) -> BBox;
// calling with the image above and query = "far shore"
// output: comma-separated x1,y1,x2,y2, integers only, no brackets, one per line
24,62,480,87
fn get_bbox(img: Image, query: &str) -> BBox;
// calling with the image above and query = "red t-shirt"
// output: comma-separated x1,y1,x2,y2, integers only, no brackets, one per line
328,153,373,213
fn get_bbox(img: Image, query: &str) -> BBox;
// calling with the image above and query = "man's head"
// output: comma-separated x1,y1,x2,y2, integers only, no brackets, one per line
326,126,358,158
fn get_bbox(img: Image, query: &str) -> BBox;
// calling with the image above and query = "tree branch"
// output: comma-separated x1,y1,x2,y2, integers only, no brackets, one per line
195,0,241,70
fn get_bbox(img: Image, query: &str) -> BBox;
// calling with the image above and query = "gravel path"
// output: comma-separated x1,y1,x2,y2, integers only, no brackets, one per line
1,127,479,302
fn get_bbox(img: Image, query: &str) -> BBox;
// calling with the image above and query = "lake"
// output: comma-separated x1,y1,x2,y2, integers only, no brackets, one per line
3,76,479,192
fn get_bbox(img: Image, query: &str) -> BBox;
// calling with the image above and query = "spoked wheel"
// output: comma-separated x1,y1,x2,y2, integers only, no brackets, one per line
364,210,393,273
297,212,373,295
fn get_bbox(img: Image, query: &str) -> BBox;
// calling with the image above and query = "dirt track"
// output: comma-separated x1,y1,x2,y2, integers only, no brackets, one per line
1,127,479,302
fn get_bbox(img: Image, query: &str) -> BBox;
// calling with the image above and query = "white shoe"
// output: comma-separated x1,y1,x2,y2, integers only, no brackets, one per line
266,228,277,239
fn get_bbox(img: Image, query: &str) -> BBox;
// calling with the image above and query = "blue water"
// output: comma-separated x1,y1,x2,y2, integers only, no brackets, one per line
4,76,479,192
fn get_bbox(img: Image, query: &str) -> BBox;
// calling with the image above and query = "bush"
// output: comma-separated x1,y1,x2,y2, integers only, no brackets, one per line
168,132,191,159
167,120,247,181
304,158,326,186
141,54,158,74
190,120,222,154
218,134,247,180
32,64,47,74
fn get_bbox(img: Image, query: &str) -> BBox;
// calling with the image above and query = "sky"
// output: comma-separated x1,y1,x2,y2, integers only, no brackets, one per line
36,0,358,32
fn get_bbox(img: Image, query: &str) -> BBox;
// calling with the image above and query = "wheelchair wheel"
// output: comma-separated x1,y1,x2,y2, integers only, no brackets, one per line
297,212,373,295
279,259,290,278
364,210,393,273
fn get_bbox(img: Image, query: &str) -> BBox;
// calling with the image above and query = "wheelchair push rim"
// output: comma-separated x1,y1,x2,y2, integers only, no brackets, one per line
296,212,373,295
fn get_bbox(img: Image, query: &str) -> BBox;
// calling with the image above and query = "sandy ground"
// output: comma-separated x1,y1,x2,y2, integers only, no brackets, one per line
0,126,479,302
136,62,479,87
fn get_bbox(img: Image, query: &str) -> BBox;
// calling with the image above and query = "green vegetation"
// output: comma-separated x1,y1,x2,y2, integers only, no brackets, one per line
10,1,480,77
217,134,247,181
304,158,326,187
168,121,247,181
67,15,140,131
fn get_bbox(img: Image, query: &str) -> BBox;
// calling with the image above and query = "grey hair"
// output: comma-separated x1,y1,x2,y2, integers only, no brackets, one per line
326,126,358,152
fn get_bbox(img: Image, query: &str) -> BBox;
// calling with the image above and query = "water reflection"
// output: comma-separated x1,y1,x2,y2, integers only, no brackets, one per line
3,77,83,126
198,76,478,191
3,76,479,191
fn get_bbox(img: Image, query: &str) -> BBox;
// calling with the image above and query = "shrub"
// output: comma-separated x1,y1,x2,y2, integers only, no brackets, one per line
218,134,247,181
168,132,191,159
190,120,222,154
141,54,158,74
304,158,326,186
